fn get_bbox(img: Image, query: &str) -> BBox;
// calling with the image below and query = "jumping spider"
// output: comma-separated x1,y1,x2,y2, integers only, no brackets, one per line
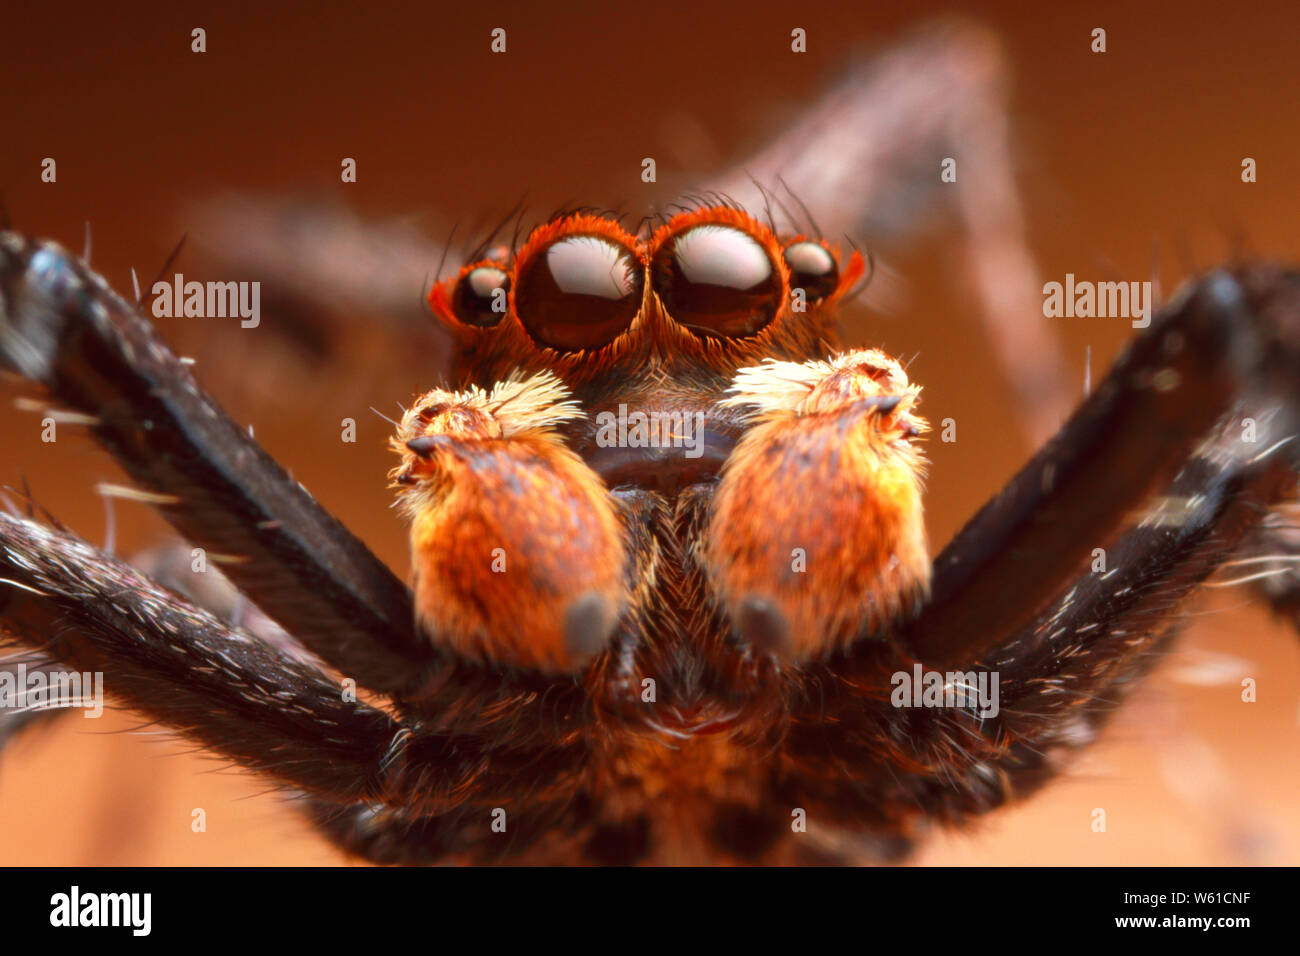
3,195,1300,864
3,24,1300,865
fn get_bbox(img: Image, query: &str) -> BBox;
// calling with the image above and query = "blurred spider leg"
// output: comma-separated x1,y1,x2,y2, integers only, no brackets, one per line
390,373,628,672
899,266,1300,671
192,197,454,369
129,541,317,665
944,55,1069,441
705,21,1068,439
0,233,433,694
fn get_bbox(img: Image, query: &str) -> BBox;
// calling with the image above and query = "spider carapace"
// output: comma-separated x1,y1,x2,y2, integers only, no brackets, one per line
387,204,930,860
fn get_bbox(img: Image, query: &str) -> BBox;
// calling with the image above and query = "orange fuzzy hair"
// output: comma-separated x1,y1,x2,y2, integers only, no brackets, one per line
390,372,628,672
704,349,930,660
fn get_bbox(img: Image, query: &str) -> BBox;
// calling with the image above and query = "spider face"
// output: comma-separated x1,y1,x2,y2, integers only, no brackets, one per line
403,206,924,674
427,207,868,496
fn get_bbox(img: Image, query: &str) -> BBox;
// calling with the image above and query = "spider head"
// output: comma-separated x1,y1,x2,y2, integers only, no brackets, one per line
426,205,866,495
404,202,930,671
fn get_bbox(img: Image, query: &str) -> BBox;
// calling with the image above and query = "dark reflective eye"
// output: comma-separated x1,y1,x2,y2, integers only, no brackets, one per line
452,266,511,327
783,241,839,302
652,225,780,338
514,236,643,350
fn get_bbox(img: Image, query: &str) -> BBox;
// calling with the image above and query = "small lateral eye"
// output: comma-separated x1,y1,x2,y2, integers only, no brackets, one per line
652,225,780,338
452,266,511,327
783,241,839,303
514,235,644,351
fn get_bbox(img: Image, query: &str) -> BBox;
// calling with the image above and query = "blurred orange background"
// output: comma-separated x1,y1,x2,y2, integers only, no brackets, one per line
1,0,1298,864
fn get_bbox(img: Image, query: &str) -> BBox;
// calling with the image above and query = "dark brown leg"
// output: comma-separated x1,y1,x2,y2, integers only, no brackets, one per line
0,513,411,801
784,267,1300,839
0,233,431,694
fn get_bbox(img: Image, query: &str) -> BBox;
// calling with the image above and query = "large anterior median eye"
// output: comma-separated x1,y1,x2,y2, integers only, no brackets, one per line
452,265,511,327
783,240,839,302
514,235,643,350
652,225,781,338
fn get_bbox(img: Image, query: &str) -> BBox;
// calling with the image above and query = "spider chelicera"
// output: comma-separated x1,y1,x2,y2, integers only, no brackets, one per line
2,190,1300,863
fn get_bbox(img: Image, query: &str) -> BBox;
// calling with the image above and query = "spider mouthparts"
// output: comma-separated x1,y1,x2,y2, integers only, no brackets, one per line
576,423,739,493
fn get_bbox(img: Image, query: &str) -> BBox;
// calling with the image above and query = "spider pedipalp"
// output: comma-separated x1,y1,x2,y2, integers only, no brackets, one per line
389,372,627,672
